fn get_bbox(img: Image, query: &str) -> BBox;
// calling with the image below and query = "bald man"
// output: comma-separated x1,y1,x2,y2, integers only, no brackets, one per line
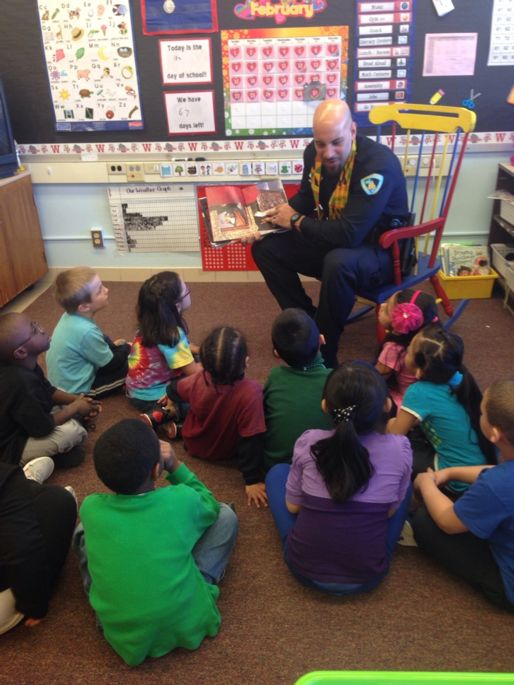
252,99,409,367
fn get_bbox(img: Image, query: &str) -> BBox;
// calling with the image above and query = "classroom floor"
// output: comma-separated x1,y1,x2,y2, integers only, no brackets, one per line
3,280,514,684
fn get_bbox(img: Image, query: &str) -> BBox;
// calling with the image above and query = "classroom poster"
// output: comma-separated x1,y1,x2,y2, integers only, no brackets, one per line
37,1,143,132
488,0,514,66
222,26,348,137
159,38,213,85
164,91,216,135
423,33,478,77
353,0,415,125
141,0,218,35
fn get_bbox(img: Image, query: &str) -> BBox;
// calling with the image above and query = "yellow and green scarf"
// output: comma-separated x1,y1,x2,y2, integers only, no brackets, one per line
309,140,357,220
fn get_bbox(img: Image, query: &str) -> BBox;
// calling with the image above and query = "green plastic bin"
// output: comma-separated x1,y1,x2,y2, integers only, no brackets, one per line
295,673,514,685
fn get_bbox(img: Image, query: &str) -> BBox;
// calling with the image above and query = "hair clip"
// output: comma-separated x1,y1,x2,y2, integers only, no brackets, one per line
391,302,424,335
332,404,357,424
448,370,463,389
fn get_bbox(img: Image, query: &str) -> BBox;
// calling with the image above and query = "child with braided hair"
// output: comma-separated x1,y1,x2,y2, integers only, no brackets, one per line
387,324,496,490
166,326,267,508
265,361,412,595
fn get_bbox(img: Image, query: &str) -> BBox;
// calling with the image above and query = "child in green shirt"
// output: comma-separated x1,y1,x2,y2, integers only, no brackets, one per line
73,419,238,666
263,308,332,469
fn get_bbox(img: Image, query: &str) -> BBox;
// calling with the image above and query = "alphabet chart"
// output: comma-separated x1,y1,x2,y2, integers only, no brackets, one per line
221,26,348,137
37,0,143,131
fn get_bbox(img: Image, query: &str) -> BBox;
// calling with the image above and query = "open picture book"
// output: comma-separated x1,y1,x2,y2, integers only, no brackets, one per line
200,179,287,246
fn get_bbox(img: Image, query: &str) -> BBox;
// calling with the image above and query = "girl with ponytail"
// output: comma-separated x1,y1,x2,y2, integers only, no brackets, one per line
388,324,496,492
266,361,412,595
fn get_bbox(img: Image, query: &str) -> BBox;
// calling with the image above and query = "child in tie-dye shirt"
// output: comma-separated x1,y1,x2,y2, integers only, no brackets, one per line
126,272,201,438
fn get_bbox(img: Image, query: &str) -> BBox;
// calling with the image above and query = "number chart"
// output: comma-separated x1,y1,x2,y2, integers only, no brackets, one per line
222,26,348,137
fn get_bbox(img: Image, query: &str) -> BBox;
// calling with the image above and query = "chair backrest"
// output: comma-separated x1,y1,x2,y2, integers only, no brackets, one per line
369,103,477,272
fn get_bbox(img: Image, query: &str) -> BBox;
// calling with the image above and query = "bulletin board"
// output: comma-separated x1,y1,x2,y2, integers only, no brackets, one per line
0,0,512,146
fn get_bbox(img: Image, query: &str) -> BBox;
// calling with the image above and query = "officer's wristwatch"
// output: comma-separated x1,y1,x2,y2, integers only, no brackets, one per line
290,212,303,231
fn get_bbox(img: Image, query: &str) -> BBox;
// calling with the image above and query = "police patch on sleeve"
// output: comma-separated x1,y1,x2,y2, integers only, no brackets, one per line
360,173,384,195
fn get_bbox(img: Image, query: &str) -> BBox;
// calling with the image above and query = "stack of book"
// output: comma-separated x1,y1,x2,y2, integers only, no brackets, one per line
440,243,491,277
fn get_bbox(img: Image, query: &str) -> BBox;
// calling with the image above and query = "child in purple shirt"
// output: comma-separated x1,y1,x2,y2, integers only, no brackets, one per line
266,361,412,595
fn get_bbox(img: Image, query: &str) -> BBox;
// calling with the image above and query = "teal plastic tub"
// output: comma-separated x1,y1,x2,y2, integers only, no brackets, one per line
295,673,514,685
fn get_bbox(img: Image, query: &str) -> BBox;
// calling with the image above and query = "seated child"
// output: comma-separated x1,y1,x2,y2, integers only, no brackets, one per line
125,271,201,438
0,458,77,634
376,288,438,408
166,326,267,508
265,362,412,595
74,419,238,666
412,378,514,611
46,267,130,397
0,313,100,468
387,324,496,488
263,308,332,470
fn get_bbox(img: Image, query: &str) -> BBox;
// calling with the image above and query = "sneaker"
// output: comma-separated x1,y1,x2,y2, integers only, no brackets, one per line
52,444,86,469
398,520,417,547
64,485,78,507
23,457,55,484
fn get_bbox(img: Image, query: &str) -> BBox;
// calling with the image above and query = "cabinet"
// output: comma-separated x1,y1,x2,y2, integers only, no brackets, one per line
488,163,514,313
0,172,48,307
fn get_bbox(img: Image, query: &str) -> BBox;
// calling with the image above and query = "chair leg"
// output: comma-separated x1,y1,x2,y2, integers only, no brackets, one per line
430,273,454,317
444,298,470,329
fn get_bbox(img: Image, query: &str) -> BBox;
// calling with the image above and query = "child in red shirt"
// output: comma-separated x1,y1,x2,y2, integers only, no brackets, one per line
166,327,267,508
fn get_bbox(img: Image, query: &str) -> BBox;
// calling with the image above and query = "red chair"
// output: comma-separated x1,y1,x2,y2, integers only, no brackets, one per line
350,102,477,341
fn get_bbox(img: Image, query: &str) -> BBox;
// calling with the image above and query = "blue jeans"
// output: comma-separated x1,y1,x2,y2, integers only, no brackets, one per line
73,502,239,593
265,463,411,595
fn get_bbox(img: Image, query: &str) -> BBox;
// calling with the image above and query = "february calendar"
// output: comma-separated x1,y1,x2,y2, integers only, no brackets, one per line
222,26,348,137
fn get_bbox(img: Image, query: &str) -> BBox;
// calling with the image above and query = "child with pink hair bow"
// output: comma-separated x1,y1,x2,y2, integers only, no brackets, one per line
375,289,438,408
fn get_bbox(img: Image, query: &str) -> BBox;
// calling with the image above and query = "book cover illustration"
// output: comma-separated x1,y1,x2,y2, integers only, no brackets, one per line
203,179,287,245
440,243,490,277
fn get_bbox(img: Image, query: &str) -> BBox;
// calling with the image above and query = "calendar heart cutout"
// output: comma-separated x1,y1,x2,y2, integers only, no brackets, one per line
263,62,274,72
247,75,257,86
246,47,256,57
278,75,289,85
326,87,337,97
295,61,306,71
263,89,274,100
310,60,321,70
327,73,337,83
327,60,338,70
279,47,290,57
295,74,305,84
232,91,242,101
278,61,289,71
310,87,320,98
310,45,321,56
230,47,240,58
232,62,241,72
247,90,258,100
263,75,273,85
294,88,304,99
263,46,273,57
328,45,339,55
247,62,257,72
278,89,288,99
294,46,305,56
231,77,241,87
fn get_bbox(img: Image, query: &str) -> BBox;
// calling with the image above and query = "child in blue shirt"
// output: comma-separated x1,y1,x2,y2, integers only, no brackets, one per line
47,267,130,397
412,378,514,611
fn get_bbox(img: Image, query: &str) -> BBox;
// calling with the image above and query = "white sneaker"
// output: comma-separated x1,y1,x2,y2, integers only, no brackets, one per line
65,485,78,508
23,457,55,484
398,520,418,547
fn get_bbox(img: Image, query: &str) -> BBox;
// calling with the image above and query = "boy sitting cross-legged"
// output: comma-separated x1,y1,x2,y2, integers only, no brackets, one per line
0,313,99,470
263,308,333,470
73,418,239,666
46,267,130,397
